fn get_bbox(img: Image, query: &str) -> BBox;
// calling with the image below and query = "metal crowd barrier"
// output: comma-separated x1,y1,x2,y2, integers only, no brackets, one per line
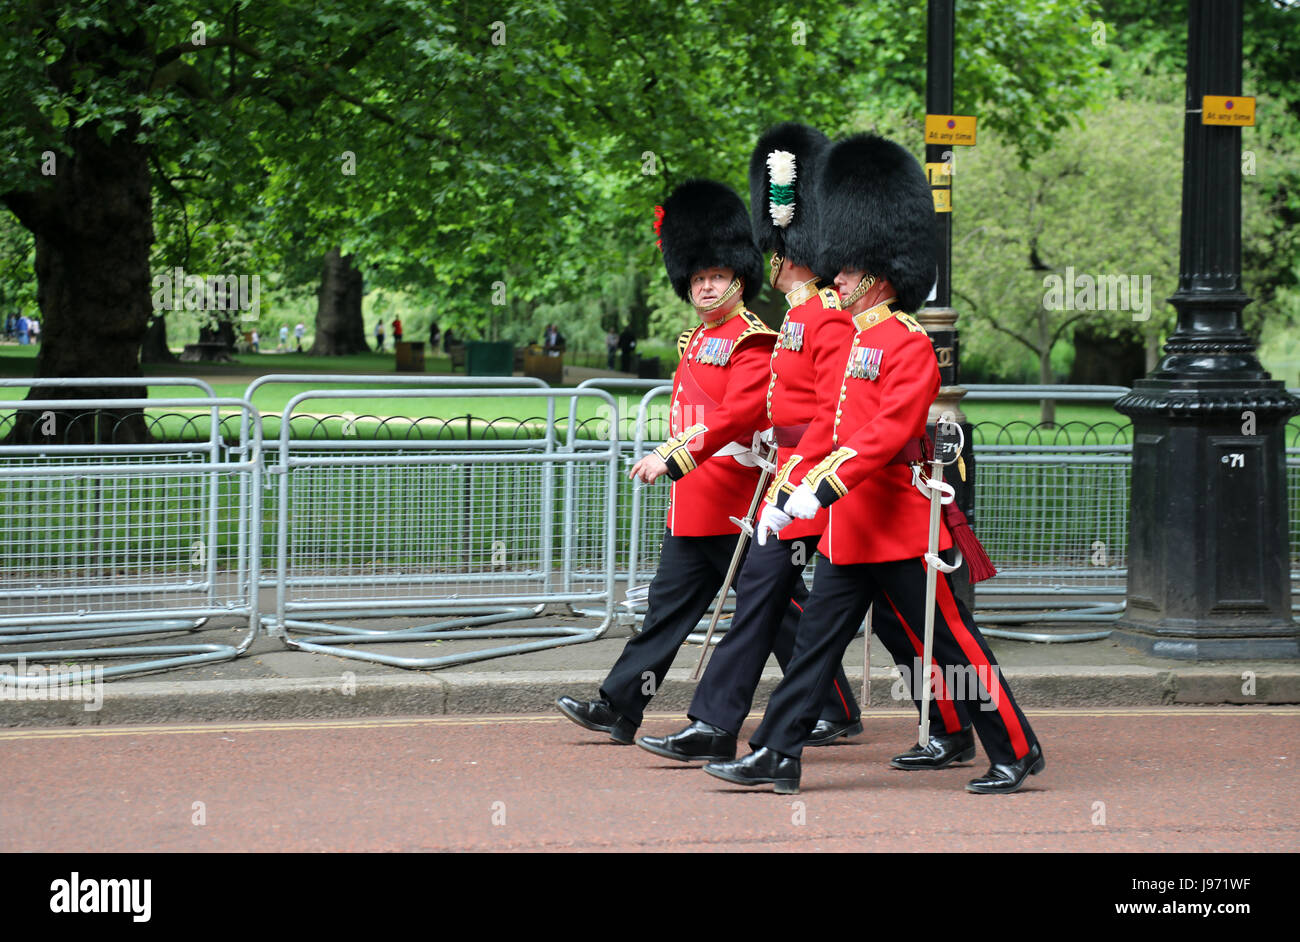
627,386,674,590
4,372,1295,686
563,379,670,616
262,386,620,668
0,382,262,684
619,385,1138,633
622,385,755,641
959,386,1132,633
241,373,552,596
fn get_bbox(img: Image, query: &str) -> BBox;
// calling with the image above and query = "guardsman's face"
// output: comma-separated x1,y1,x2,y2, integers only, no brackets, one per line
834,268,867,299
690,267,735,308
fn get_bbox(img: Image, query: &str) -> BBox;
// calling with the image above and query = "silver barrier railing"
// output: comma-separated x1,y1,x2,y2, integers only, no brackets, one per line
563,379,671,608
627,385,673,591
963,387,1131,632
264,386,620,668
963,384,1132,402
623,385,751,641
240,374,553,598
0,392,262,684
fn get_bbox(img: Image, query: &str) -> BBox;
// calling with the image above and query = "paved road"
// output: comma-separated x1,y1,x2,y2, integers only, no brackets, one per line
3,708,1296,852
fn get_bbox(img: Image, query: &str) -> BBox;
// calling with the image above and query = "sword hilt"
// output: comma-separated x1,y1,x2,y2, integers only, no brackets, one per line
729,515,754,538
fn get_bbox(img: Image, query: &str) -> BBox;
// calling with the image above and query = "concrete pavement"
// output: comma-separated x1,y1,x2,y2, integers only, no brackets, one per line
3,610,1297,727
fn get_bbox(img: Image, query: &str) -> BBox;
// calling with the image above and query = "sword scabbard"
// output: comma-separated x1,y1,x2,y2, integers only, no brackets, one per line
692,441,779,680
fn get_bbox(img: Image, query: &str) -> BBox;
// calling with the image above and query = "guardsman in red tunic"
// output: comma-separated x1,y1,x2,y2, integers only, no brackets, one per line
556,179,786,744
637,124,867,763
704,135,1044,795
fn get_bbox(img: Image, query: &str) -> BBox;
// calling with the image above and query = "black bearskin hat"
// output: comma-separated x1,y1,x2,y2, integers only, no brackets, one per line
658,179,763,304
748,122,829,268
814,134,937,313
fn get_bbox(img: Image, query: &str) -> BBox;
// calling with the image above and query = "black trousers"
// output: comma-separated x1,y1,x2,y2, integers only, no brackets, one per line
752,557,1037,765
690,537,964,736
600,530,853,727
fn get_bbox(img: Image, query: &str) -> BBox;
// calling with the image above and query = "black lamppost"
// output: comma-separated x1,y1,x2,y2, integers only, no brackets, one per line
918,0,976,609
1113,0,1298,658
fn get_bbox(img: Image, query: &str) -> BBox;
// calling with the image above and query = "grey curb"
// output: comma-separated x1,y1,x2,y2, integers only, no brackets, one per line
2,666,1297,728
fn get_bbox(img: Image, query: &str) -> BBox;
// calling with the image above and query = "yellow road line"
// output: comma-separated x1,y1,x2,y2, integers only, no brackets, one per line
0,706,1295,742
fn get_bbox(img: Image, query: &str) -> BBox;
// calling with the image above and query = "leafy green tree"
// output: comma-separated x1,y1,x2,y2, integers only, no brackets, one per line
0,0,1112,401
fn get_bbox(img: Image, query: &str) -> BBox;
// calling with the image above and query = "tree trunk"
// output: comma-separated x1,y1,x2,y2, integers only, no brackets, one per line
140,314,177,363
180,319,238,362
2,121,152,443
310,248,368,355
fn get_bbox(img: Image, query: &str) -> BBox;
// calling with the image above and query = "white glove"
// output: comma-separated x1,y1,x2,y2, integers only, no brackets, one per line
786,483,822,520
756,503,792,545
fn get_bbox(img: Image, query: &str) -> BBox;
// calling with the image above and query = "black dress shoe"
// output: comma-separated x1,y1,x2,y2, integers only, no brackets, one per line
966,743,1045,794
890,726,976,770
555,695,637,744
703,747,801,794
638,720,737,762
806,717,864,747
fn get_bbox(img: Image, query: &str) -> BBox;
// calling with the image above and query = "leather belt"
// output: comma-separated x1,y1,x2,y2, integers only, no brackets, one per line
887,436,928,466
774,424,809,448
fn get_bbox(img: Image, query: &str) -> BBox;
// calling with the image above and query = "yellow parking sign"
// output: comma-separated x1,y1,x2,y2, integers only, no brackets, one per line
925,114,977,146
1202,96,1255,126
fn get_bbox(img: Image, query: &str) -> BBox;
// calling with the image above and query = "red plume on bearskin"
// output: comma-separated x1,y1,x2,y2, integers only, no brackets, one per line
942,502,997,583
653,205,665,251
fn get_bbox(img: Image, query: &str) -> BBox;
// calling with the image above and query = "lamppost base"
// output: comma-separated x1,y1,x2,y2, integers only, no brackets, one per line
1114,376,1298,661
1110,625,1299,661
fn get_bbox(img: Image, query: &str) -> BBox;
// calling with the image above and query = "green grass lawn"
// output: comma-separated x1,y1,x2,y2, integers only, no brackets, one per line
2,344,1296,444
3,343,1296,575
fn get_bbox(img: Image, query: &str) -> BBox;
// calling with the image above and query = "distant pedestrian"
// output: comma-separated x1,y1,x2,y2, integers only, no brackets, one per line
543,323,564,356
250,329,260,353
391,317,403,344
618,325,636,373
278,324,289,352
443,327,455,352
294,322,306,352
374,321,385,352
16,314,29,345
29,318,40,344
429,322,441,351
606,328,619,369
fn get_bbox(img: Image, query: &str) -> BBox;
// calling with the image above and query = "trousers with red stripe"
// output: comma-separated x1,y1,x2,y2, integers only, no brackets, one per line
600,530,855,727
689,534,947,736
751,556,1037,764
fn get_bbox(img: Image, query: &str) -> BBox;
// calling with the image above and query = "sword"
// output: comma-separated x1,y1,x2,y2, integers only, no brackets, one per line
692,438,779,680
917,414,964,747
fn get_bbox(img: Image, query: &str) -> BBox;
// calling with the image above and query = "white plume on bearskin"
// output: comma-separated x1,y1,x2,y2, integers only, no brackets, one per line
748,123,830,269
766,150,797,228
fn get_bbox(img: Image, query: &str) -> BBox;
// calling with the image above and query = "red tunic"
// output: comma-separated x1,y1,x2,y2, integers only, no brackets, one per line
653,306,778,537
764,283,854,540
771,302,952,564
